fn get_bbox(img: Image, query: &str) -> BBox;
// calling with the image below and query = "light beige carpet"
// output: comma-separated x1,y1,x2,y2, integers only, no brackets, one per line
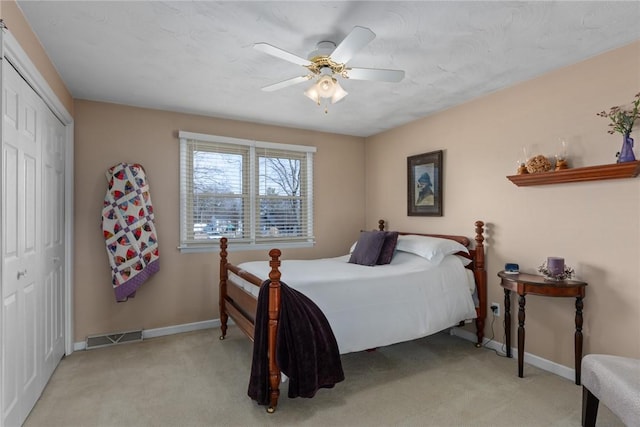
24,328,623,427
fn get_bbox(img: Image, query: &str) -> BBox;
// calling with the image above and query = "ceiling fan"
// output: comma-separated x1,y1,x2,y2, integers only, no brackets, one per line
254,26,405,112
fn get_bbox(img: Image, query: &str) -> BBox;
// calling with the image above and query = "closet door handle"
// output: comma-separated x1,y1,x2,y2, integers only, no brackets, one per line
17,270,27,279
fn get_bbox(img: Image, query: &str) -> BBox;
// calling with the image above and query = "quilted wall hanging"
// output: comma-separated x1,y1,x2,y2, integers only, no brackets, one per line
101,163,160,302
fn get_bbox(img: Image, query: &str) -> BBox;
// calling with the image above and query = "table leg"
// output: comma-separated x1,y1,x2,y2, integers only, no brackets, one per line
575,297,584,385
504,289,512,358
518,294,526,378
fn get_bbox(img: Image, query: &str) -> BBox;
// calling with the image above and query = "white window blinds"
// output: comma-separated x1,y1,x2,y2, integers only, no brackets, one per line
178,131,315,252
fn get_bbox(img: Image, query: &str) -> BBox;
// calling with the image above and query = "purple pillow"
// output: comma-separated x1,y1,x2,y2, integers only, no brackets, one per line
376,232,399,265
348,231,386,266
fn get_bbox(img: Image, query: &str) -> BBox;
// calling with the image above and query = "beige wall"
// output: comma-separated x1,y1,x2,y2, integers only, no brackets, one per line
1,0,74,115
73,100,365,341
365,41,640,366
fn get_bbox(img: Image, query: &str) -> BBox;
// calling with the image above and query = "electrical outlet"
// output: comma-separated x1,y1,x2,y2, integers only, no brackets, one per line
490,302,500,317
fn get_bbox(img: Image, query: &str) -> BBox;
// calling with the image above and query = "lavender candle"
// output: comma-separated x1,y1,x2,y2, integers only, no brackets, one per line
547,257,565,277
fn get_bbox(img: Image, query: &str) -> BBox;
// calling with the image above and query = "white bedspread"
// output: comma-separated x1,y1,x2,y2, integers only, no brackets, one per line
232,251,477,354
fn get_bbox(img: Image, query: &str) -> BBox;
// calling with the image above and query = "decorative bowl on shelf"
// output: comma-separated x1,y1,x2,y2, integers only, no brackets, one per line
526,155,552,173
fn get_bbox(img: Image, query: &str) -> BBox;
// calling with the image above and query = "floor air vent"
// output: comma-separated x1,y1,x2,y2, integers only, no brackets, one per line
86,330,143,349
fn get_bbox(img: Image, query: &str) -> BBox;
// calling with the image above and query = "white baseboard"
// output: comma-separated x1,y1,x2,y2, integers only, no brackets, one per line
73,319,221,351
72,320,575,383
450,326,576,383
74,341,86,352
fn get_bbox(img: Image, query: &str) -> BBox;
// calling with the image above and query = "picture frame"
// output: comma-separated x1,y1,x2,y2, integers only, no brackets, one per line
407,150,443,216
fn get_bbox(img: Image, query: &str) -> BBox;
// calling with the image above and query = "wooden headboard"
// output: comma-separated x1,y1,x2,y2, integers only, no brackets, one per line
377,219,473,247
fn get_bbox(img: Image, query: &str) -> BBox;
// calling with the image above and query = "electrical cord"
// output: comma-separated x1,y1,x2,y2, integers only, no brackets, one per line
482,309,509,357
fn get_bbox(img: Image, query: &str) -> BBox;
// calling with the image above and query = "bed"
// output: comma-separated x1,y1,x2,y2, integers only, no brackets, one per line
219,220,487,412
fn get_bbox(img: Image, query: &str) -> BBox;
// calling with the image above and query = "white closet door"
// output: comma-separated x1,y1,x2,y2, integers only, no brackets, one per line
1,60,46,427
1,59,22,427
41,105,66,385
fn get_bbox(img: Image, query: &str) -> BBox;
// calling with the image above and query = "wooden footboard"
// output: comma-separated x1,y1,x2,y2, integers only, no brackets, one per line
219,219,487,412
219,238,283,412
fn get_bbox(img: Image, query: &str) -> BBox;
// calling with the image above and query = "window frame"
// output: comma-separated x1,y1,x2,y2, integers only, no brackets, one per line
178,130,316,253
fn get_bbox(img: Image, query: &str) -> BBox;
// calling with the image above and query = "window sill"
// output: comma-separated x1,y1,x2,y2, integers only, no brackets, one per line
178,240,315,254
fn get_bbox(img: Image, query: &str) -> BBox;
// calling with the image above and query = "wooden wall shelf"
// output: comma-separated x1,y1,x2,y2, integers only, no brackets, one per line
507,161,640,186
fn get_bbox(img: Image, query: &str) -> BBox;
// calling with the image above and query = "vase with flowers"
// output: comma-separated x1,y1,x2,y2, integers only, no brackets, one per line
597,92,640,163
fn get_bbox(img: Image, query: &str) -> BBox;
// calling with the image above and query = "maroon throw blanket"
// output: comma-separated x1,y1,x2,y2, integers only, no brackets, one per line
248,280,344,405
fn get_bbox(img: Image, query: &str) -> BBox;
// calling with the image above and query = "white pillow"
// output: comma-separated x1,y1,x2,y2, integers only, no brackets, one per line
455,254,473,266
395,234,469,265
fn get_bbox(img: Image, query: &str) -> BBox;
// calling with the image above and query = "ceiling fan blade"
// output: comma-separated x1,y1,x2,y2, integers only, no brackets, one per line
261,75,311,92
330,26,376,64
254,43,311,67
345,67,405,82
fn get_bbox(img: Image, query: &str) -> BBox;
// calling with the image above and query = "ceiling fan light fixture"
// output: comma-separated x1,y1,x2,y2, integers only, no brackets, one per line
304,74,348,106
303,84,321,105
330,80,348,104
317,75,335,97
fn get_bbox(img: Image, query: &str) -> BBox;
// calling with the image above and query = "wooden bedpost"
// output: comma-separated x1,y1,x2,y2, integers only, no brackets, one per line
378,219,385,231
266,248,282,413
219,237,229,340
473,221,486,348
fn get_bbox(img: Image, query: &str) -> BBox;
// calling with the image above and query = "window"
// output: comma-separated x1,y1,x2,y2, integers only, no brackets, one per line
178,131,316,252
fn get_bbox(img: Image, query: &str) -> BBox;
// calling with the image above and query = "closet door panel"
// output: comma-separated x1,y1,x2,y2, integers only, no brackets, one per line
41,109,65,382
17,72,43,421
1,293,19,427
2,75,19,272
2,144,18,259
2,60,23,427
1,60,46,426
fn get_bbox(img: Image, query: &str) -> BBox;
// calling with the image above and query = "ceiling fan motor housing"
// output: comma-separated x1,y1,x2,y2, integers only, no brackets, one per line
308,41,337,60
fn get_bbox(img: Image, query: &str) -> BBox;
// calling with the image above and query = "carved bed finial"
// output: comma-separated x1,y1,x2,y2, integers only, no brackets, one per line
268,249,282,282
378,219,385,231
220,237,228,261
474,221,485,271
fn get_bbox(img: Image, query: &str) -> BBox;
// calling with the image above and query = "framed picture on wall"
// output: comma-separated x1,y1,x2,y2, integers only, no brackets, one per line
407,150,443,216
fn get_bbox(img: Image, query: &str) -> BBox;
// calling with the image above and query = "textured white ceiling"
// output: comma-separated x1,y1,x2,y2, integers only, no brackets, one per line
17,1,640,137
